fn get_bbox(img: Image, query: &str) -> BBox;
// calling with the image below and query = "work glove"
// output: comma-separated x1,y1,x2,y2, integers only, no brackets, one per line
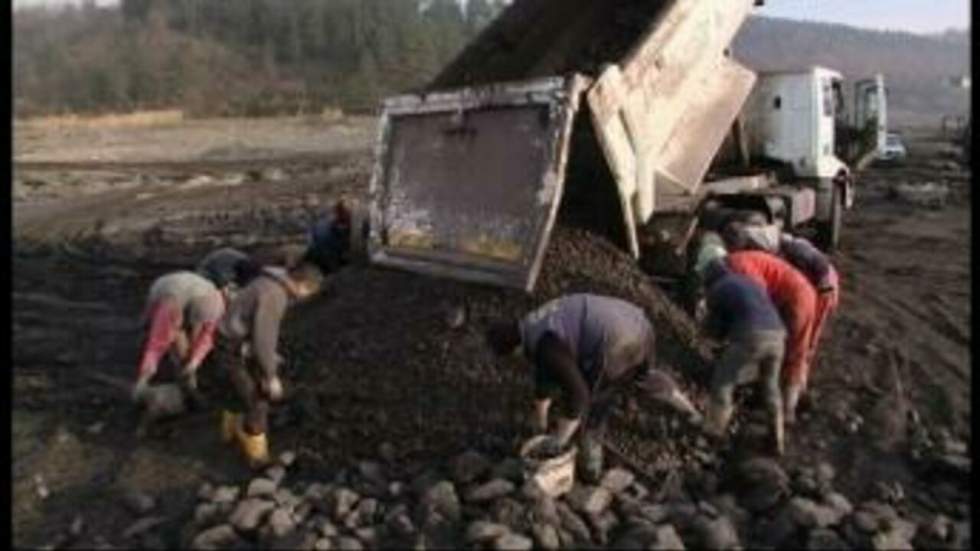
262,375,284,402
687,410,704,427
535,435,566,457
131,378,150,404
178,371,206,411
179,367,199,391
532,412,548,434
816,274,836,294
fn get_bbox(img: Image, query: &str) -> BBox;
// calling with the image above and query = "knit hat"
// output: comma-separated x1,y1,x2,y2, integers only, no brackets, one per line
693,231,728,278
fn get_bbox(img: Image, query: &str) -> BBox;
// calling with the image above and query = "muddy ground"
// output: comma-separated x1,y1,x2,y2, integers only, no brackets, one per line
11,119,971,549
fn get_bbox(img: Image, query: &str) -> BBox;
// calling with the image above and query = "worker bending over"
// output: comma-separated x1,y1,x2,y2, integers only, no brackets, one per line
723,218,840,366
302,199,369,275
486,293,701,482
216,262,324,468
725,250,818,424
133,270,226,405
196,247,261,292
698,254,787,455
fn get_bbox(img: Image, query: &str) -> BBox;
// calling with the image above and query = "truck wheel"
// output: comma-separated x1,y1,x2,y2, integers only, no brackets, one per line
817,185,842,252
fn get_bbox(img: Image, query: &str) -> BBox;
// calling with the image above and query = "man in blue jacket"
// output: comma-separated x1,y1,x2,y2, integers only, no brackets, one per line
700,256,788,456
302,199,369,274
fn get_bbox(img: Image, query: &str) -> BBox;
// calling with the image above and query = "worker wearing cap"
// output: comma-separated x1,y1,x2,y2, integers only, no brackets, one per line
724,250,818,424
132,271,226,406
302,199,369,275
215,262,324,468
696,248,787,455
722,218,840,376
486,293,702,482
196,247,261,292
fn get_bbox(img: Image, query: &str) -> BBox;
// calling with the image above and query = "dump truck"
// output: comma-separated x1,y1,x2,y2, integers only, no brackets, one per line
366,0,885,293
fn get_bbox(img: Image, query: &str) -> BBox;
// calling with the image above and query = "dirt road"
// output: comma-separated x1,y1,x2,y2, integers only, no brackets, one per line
11,120,970,548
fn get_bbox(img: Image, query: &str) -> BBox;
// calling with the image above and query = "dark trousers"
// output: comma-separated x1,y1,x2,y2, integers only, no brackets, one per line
577,363,647,482
214,336,270,434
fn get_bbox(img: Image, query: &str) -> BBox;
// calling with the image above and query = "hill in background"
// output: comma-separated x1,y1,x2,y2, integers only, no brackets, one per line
734,17,971,126
13,1,971,126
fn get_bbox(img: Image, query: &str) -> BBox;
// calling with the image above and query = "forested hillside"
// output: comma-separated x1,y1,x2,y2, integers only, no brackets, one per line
13,0,504,117
13,1,971,123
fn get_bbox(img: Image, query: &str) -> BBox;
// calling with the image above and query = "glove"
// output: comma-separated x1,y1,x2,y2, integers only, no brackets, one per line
687,411,704,427
131,378,150,404
179,368,198,391
532,414,548,434
535,435,565,457
262,375,284,402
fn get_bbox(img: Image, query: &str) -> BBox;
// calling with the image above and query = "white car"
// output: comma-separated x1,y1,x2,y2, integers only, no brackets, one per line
877,133,908,163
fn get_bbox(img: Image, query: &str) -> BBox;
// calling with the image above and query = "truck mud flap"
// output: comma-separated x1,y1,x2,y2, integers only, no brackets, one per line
368,76,589,291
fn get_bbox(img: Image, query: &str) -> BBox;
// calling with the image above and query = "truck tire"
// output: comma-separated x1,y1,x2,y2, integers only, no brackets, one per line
816,184,842,252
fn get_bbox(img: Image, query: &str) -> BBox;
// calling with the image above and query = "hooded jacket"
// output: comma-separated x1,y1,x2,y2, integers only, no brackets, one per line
730,225,834,291
219,267,296,378
704,259,786,339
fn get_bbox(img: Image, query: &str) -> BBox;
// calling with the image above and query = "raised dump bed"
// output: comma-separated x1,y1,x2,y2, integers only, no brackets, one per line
368,0,759,291
430,0,672,88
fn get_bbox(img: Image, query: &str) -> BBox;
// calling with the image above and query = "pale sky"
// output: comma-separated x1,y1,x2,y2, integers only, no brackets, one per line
12,0,973,35
756,0,970,34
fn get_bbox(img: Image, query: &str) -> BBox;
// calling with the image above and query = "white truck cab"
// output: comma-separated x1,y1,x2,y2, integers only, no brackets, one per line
743,66,849,183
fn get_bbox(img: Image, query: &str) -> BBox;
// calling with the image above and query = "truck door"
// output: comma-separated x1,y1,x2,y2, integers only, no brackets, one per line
854,74,888,154
818,76,838,164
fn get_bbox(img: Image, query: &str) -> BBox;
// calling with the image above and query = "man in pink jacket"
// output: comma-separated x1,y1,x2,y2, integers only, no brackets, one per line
132,270,227,406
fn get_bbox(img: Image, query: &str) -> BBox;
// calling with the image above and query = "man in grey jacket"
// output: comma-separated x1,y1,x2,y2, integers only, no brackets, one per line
216,262,323,468
487,293,702,481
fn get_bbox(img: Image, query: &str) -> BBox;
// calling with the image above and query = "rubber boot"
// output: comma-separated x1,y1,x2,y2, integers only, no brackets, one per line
235,421,270,469
772,408,786,457
784,383,803,426
704,402,734,438
221,410,241,444
579,435,604,484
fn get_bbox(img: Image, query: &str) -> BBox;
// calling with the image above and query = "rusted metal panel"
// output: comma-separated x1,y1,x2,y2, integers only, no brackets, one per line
368,76,589,291
656,58,757,193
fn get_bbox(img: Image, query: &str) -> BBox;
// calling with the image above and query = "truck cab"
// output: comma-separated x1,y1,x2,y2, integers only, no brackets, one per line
744,67,851,185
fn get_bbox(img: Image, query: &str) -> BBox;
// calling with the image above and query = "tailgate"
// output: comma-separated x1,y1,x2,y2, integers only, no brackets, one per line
368,77,587,291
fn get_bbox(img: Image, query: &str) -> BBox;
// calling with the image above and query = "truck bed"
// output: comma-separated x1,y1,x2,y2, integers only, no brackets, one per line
431,0,670,89
369,0,759,290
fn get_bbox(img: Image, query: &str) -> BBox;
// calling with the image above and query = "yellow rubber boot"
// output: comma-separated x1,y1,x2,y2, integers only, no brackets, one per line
221,410,241,444
234,421,270,469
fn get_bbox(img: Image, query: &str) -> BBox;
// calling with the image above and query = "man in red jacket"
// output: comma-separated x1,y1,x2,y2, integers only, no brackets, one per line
722,217,841,366
725,250,818,424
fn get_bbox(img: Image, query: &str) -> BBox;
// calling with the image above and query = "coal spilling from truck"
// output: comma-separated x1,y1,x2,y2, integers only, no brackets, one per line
431,0,670,88
278,225,722,470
